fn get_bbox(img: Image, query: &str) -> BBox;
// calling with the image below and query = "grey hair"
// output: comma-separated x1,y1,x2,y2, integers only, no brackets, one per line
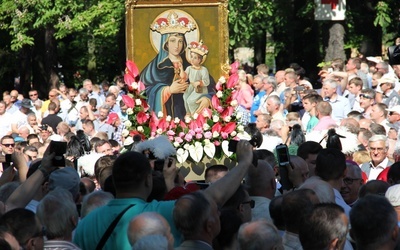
128,212,170,245
264,76,277,90
79,88,89,95
369,134,389,147
267,95,281,106
131,235,169,250
323,79,338,89
81,190,114,218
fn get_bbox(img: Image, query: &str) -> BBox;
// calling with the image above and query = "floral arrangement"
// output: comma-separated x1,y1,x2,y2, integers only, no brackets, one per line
121,60,247,164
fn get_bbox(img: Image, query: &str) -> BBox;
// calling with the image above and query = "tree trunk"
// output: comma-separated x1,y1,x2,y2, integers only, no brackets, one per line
45,25,59,90
253,28,267,73
87,33,97,82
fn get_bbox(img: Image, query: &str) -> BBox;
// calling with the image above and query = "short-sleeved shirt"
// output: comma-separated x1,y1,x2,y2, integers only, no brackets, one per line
73,198,182,250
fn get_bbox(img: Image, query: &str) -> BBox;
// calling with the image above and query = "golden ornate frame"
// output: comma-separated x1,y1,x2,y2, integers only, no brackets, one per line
125,0,229,80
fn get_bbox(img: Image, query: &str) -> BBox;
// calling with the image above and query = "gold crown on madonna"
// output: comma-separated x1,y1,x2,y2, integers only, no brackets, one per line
151,11,197,35
188,40,209,57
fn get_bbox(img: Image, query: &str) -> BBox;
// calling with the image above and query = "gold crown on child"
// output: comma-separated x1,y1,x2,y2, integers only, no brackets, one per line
188,41,209,57
151,11,197,35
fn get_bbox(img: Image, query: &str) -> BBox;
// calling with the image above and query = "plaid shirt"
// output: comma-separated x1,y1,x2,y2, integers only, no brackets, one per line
113,123,125,145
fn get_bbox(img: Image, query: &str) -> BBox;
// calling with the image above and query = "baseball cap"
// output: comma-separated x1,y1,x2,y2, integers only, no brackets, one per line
385,184,400,207
48,167,80,199
107,113,119,125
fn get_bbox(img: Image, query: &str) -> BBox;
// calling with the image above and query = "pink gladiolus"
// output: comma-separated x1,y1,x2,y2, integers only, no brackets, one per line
204,131,212,139
126,60,139,77
211,95,220,109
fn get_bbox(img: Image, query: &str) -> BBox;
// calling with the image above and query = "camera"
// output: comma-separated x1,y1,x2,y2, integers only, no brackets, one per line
153,158,173,172
40,124,48,131
276,144,294,190
228,128,263,167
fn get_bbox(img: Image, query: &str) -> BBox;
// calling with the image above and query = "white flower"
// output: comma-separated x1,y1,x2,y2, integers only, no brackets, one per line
183,144,190,150
193,113,198,119
135,99,142,106
137,126,144,133
216,91,223,98
203,123,210,131
157,111,164,118
122,129,129,137
124,120,132,127
185,116,191,123
237,125,244,132
219,76,226,83
166,115,172,122
126,108,133,115
212,131,220,138
124,137,133,146
131,82,138,89
231,131,237,137
204,139,211,144
156,128,163,134
173,142,180,147
174,117,180,124
224,116,232,122
236,112,243,119
230,100,238,107
212,115,219,123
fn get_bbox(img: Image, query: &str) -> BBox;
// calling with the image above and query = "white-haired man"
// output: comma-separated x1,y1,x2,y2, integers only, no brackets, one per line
266,95,284,122
361,135,393,181
322,79,351,122
379,77,400,109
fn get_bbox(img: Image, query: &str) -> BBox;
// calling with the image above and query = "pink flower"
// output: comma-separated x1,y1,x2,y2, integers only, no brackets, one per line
179,132,185,138
189,130,196,136
167,130,175,136
217,106,224,113
168,136,174,141
185,134,193,142
175,137,183,143
194,127,203,133
204,131,212,139
221,132,229,139
213,140,221,146
196,133,203,139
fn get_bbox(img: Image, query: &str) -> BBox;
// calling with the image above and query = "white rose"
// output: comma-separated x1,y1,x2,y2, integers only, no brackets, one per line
166,115,172,122
185,117,191,123
135,99,142,106
236,112,243,119
173,142,180,148
231,131,237,137
126,108,133,115
216,91,223,98
156,128,163,134
212,131,219,138
203,123,210,131
204,139,210,144
224,116,231,122
183,144,190,150
157,111,164,118
192,113,198,119
219,76,226,83
212,115,219,123
122,129,129,137
137,126,144,133
131,82,138,89
230,100,238,107
124,120,132,127
174,117,180,124
237,125,244,132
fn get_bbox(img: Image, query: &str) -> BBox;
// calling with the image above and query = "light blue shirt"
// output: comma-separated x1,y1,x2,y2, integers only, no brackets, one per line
325,95,351,122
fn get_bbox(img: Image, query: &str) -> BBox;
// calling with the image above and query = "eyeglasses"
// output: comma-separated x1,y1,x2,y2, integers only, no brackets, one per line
241,200,255,209
389,112,400,116
343,178,362,185
2,143,15,148
359,94,373,99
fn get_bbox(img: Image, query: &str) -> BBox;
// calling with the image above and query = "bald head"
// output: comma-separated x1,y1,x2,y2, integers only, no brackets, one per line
128,212,173,249
300,176,335,203
238,220,283,250
340,118,360,134
247,160,276,198
359,118,372,130
290,156,309,184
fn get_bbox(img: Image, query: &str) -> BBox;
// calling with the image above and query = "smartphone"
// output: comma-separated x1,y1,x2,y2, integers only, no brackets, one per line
3,154,12,170
49,141,67,167
276,144,293,190
154,158,173,172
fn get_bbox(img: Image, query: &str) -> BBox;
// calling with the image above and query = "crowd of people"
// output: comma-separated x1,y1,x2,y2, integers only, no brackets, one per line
0,55,399,250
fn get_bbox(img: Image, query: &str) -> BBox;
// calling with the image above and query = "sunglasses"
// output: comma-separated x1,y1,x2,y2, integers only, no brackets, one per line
2,143,15,147
29,93,38,97
389,112,400,116
241,200,255,209
359,94,373,99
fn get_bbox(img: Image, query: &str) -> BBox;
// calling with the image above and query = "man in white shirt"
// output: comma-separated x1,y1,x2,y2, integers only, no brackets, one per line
10,99,32,134
361,135,393,181
0,101,12,138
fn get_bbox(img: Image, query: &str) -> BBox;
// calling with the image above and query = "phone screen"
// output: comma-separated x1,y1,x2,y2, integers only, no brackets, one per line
276,144,289,166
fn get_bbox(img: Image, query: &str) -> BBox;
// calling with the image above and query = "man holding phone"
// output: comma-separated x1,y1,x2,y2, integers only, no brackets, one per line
0,135,15,172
